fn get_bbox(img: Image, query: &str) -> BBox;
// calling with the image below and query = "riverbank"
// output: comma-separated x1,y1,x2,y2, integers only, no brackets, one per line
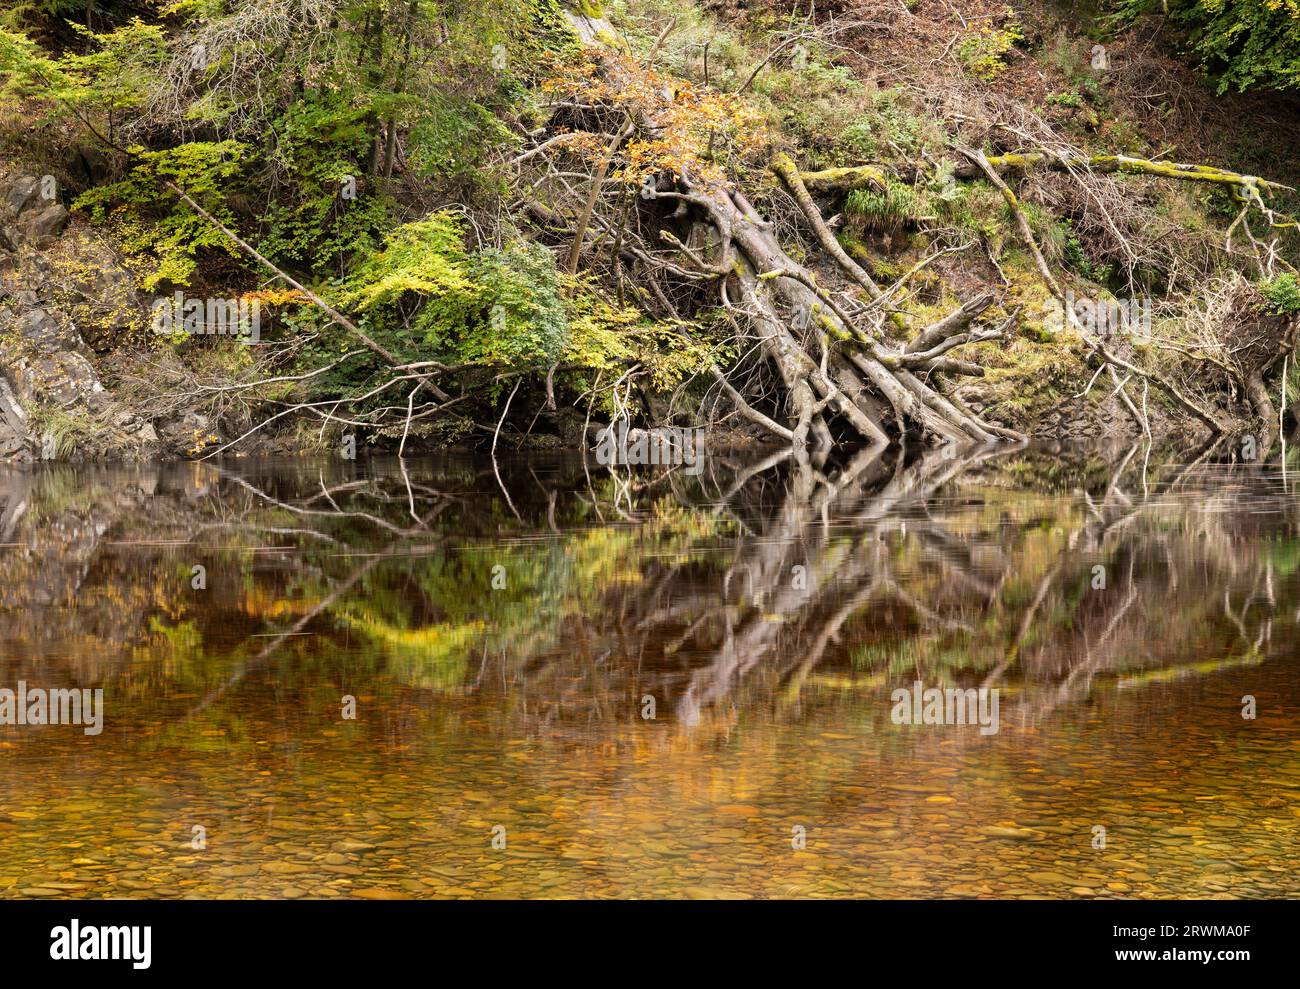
1,2,1298,463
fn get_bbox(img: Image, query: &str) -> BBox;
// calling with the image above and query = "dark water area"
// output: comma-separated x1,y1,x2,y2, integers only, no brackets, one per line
1,444,1298,899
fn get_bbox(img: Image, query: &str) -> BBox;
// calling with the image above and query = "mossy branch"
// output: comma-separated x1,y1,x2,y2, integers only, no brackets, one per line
798,150,1294,229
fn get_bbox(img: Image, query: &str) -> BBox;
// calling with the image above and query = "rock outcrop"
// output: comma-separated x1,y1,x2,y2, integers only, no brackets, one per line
0,171,160,462
1,174,69,250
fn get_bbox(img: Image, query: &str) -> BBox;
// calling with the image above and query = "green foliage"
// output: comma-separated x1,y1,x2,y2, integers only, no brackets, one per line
1045,90,1084,108
1287,353,1300,412
0,18,166,121
462,242,569,366
834,88,941,165
956,15,1025,81
845,180,920,235
563,283,716,394
74,141,247,289
256,91,389,271
1266,537,1300,577
1061,219,1115,283
2,0,563,273
935,179,1009,246
1111,0,1300,93
747,59,864,168
1261,272,1300,314
406,92,516,182
5,0,107,18
24,402,99,458
337,212,567,368
337,210,711,392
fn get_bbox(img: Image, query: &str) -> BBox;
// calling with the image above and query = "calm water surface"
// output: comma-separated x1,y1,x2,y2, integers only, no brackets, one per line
1,444,1298,899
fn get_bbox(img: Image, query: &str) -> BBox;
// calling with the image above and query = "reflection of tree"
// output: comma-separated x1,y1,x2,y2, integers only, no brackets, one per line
485,440,1300,734
1002,442,1290,726
0,442,1296,749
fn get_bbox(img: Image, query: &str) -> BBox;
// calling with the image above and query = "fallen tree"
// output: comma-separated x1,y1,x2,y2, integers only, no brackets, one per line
524,35,1027,457
799,152,1293,203
519,13,1297,458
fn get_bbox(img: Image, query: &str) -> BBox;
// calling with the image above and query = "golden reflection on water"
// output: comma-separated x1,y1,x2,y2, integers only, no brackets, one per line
1,446,1298,899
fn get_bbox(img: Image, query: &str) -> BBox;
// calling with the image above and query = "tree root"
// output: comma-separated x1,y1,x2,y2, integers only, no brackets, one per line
523,50,1029,458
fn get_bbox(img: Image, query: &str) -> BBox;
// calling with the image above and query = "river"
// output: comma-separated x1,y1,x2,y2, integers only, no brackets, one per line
1,443,1297,898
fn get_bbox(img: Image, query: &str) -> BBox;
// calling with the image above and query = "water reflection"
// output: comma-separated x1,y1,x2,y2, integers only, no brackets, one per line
0,443,1297,899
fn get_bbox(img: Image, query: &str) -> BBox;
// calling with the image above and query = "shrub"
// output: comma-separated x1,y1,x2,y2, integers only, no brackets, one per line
1261,273,1300,315
956,16,1025,81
